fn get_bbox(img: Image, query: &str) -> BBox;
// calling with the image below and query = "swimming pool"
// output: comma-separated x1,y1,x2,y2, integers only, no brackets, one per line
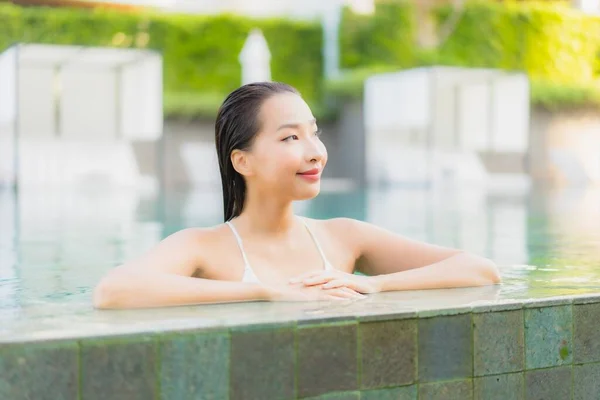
1,184,600,399
2,184,600,310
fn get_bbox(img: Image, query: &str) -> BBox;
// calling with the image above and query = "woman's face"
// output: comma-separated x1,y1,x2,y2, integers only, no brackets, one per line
240,92,327,201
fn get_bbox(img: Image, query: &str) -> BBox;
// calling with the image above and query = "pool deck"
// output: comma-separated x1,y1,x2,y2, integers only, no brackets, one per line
1,284,599,343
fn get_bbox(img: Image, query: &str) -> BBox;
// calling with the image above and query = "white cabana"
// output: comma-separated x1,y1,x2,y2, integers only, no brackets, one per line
0,43,162,189
364,66,530,187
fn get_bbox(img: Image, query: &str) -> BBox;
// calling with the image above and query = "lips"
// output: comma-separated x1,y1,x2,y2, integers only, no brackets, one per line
297,168,321,182
297,168,320,175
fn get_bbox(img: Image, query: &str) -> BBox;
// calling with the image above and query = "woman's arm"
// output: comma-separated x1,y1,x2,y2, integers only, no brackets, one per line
324,218,501,291
92,228,269,309
93,271,270,309
93,227,363,309
371,251,501,291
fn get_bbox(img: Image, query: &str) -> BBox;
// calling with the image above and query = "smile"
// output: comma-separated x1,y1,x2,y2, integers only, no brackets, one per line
297,168,321,182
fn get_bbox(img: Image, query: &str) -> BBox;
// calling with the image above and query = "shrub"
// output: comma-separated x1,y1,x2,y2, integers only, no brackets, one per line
0,3,324,118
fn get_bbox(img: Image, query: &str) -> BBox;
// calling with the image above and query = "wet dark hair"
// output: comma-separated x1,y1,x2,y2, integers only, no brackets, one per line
215,82,299,222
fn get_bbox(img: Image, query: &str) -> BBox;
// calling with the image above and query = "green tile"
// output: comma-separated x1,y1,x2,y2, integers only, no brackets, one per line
525,367,572,400
418,314,473,382
360,319,416,389
473,310,524,376
524,297,572,308
160,332,229,400
419,379,473,400
230,321,295,332
299,315,358,326
231,327,294,400
472,301,523,313
574,303,600,363
525,306,573,369
361,385,417,400
303,391,361,400
297,322,358,398
0,341,78,400
574,363,600,400
357,310,418,323
418,306,472,318
474,373,524,400
81,336,157,400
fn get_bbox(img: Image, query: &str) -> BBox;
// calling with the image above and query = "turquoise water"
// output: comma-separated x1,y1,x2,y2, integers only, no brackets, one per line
1,185,600,311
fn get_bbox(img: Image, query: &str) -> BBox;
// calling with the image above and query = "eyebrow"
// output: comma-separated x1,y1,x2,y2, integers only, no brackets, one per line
276,118,317,131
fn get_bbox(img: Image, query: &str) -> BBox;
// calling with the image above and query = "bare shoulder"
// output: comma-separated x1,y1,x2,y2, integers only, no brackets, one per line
319,217,360,233
157,226,213,253
170,224,229,246
112,224,234,278
167,224,233,260
175,224,246,279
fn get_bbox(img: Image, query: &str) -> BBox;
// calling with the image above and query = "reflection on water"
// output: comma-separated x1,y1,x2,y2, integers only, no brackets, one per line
1,184,600,311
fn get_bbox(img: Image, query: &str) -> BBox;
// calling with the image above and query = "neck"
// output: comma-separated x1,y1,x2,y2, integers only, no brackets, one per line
235,184,296,235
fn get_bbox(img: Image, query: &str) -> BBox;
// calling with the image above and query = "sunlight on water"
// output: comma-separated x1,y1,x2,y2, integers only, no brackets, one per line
1,185,600,311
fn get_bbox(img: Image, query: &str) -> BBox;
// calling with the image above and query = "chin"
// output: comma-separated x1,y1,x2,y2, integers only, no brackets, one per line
294,186,321,200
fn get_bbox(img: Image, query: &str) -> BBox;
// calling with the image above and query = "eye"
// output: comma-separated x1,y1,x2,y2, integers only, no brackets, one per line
282,135,299,142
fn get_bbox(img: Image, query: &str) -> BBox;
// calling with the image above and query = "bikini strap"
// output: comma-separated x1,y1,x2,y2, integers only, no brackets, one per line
299,217,334,270
226,221,251,268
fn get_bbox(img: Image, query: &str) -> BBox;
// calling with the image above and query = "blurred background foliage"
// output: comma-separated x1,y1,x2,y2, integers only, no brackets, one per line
329,0,600,110
1,0,599,118
0,3,324,118
339,1,415,69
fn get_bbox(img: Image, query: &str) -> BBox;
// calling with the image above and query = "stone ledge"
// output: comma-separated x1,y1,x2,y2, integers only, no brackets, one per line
2,290,599,399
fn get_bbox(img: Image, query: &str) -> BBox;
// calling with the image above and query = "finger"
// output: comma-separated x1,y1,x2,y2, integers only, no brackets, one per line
322,279,347,289
341,287,359,295
324,280,368,295
303,275,334,286
340,287,367,299
289,270,323,284
324,280,361,293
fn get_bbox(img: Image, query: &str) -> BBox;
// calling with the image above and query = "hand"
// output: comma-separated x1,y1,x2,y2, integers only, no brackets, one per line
265,282,366,302
289,270,382,294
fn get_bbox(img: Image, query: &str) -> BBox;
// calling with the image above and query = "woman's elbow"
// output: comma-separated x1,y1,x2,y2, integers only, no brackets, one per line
92,276,124,309
479,257,502,285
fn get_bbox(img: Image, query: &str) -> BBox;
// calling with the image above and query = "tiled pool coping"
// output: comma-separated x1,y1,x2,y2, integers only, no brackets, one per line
2,288,600,399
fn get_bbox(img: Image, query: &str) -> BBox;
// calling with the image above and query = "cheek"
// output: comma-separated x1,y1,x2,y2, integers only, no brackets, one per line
256,145,302,179
275,147,304,174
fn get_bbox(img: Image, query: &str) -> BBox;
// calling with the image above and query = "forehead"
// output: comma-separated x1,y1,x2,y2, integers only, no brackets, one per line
259,92,314,130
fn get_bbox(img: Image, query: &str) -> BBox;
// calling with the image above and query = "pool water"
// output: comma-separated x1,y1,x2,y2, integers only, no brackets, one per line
1,184,600,313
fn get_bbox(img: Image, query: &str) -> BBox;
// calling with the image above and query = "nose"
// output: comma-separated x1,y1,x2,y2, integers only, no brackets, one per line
306,137,326,164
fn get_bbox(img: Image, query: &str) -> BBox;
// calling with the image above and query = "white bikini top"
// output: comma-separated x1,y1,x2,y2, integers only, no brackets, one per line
226,217,334,284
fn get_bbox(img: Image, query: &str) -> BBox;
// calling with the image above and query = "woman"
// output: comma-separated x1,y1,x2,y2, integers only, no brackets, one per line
93,82,500,309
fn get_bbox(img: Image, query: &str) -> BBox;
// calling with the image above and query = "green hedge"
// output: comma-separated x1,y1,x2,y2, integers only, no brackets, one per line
435,1,600,84
333,0,600,110
339,0,415,69
3,1,599,117
338,0,600,86
531,80,600,111
0,3,324,118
